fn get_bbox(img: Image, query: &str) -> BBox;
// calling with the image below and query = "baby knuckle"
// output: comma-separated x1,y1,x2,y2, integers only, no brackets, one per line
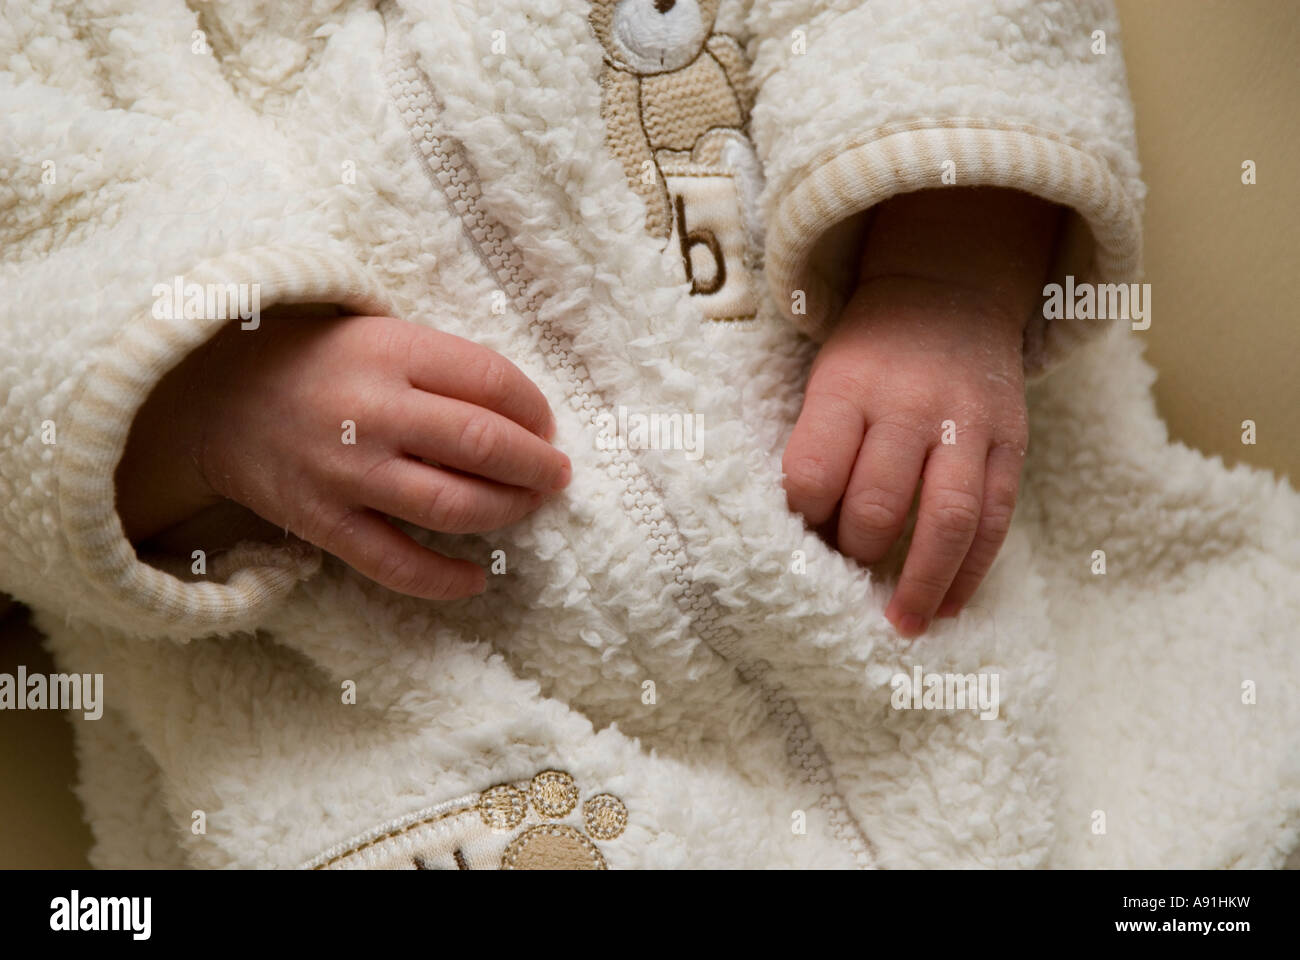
987,470,1019,509
426,569,477,602
814,368,868,408
902,568,953,596
312,508,361,559
906,387,947,419
783,455,836,501
979,503,1015,542
987,472,1021,510
474,355,512,405
373,317,413,371
354,456,398,503
993,431,1029,459
928,491,981,539
844,492,902,538
373,551,426,595
863,417,919,444
427,485,479,532
369,383,407,423
538,454,566,489
457,415,501,468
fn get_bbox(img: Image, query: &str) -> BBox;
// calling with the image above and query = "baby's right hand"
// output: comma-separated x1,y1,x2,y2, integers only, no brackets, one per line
116,313,570,600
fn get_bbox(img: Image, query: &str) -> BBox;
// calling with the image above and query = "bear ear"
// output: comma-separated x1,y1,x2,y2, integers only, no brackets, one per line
588,0,617,53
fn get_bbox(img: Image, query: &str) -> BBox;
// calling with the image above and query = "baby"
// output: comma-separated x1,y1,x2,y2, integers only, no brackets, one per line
116,186,1057,638
8,0,1184,870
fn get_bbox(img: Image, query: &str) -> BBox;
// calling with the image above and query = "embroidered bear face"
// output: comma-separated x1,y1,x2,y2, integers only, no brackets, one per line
590,0,720,75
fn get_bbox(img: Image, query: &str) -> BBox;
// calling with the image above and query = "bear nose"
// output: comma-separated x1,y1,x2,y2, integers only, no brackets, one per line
654,0,676,13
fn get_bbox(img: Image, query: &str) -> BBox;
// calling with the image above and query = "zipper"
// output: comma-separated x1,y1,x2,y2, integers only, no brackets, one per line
381,28,875,869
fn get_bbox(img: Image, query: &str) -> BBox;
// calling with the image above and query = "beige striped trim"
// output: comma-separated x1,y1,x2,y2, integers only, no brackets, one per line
57,247,394,633
765,119,1144,376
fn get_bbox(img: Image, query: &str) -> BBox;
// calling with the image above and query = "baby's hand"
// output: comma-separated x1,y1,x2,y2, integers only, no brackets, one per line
783,276,1029,636
780,187,1062,637
117,312,569,601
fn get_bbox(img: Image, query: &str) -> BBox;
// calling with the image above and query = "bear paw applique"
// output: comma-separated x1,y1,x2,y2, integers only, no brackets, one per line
479,770,628,870
308,769,628,870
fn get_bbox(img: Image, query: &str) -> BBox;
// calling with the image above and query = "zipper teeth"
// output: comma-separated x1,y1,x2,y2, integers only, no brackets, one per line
383,43,874,869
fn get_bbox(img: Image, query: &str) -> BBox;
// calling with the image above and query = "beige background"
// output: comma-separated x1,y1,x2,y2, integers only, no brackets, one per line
1117,0,1299,482
2,0,1297,868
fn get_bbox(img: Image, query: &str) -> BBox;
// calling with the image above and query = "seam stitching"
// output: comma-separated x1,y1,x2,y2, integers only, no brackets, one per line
381,31,875,869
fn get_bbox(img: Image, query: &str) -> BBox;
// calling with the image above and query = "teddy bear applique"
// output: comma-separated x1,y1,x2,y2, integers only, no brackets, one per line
590,0,765,322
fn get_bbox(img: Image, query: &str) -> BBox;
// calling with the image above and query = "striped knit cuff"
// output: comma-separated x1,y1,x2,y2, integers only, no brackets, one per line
764,119,1144,377
57,247,395,638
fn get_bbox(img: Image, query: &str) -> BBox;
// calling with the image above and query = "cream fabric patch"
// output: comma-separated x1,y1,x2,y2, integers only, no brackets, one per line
662,162,758,321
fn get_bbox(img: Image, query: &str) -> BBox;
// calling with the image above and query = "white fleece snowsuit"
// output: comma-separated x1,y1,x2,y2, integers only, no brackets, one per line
2,0,1298,869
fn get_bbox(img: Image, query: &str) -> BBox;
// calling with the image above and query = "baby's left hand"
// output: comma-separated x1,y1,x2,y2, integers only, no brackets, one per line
782,273,1030,637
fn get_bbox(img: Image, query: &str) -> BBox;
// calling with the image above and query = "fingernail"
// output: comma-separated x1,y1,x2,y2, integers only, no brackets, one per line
935,601,961,619
552,460,571,491
895,613,929,637
544,415,558,441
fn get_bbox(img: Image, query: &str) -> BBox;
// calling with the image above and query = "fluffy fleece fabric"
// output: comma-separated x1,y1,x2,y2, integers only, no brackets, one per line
0,0,1296,868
